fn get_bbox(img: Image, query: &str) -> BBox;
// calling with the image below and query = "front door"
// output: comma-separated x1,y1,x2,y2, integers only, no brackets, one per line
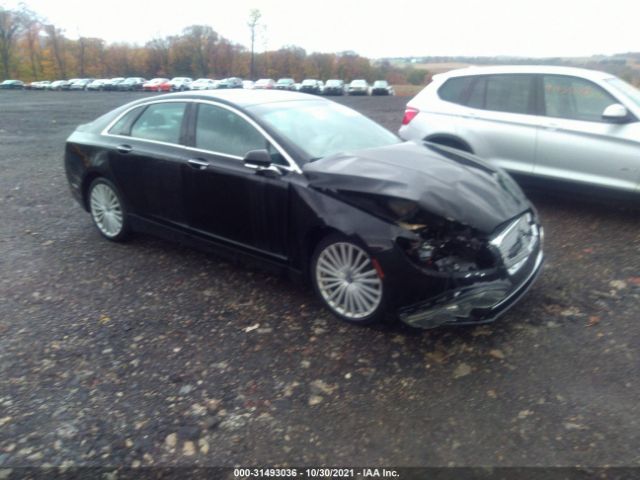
183,102,290,259
535,75,640,192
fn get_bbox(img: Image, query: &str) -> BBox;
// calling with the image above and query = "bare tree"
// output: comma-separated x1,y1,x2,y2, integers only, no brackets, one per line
247,9,261,80
0,7,24,78
16,6,42,79
44,24,66,78
145,37,171,76
77,36,86,77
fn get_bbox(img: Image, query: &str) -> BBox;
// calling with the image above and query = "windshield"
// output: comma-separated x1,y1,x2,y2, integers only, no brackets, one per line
606,77,640,109
374,81,387,87
251,100,400,162
326,80,341,86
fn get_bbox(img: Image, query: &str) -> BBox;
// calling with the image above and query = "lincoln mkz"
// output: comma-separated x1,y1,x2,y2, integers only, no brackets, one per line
64,90,543,328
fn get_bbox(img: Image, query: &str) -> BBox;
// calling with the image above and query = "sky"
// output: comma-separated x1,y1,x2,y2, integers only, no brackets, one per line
7,0,640,58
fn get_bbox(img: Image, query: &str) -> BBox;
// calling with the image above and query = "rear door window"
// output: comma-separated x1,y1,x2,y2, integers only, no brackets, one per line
108,106,144,135
484,75,534,115
437,77,473,105
466,76,487,109
130,102,187,144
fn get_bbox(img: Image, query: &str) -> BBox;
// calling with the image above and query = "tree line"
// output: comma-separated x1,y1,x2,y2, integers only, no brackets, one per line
0,6,428,84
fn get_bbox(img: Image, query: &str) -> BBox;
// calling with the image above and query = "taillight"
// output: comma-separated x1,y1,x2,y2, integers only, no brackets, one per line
402,107,419,126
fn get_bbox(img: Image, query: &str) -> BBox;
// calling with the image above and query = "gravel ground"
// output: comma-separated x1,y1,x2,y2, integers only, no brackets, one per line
1,91,639,469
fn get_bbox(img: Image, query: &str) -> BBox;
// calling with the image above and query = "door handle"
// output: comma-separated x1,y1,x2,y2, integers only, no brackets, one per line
117,144,132,154
188,158,209,170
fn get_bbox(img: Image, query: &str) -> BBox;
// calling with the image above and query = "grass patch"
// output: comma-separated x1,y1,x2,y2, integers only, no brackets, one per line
393,84,425,97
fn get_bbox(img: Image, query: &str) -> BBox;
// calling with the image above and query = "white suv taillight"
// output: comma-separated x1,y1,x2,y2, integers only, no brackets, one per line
402,107,419,126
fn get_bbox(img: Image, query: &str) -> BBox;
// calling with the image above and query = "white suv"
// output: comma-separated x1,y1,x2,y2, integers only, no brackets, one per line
399,66,640,194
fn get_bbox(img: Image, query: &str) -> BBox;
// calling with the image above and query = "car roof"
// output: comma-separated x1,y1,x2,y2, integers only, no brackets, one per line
161,89,321,107
439,65,616,81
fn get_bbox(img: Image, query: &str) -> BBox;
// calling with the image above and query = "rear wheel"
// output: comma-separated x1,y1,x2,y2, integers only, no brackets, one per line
311,235,385,325
88,178,129,242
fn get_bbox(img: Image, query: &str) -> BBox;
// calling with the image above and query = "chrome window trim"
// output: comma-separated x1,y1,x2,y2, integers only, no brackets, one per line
101,98,302,174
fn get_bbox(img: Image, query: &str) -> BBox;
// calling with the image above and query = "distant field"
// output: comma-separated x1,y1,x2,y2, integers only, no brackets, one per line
404,59,640,85
408,62,472,74
393,85,423,97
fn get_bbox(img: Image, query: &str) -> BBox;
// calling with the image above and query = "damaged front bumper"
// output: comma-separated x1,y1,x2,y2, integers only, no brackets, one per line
398,248,544,329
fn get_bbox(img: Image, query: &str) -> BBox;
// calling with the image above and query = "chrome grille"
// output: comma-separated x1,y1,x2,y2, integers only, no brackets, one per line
490,213,538,275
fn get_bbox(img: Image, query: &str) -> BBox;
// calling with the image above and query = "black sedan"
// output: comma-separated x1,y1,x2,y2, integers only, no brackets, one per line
299,79,322,95
64,90,543,328
117,77,146,91
323,79,345,95
371,80,395,96
0,79,24,89
217,77,243,89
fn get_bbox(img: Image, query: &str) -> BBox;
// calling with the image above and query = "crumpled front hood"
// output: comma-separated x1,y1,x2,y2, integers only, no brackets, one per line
302,141,529,235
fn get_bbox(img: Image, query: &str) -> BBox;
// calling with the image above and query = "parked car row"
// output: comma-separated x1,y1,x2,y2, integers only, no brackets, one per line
0,76,243,92
254,78,395,96
2,76,396,96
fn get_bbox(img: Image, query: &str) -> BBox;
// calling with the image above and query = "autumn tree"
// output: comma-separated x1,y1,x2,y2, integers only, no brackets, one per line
1,3,435,86
75,37,105,77
182,25,217,77
269,46,306,80
145,37,171,77
0,7,25,78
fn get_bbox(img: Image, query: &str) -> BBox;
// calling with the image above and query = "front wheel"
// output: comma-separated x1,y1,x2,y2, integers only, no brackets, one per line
88,178,129,241
311,235,386,325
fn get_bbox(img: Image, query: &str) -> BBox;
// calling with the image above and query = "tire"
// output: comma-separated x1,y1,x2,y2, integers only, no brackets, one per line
88,178,130,242
311,234,386,325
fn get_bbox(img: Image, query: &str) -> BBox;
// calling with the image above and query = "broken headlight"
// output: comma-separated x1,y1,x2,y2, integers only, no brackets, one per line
398,227,495,274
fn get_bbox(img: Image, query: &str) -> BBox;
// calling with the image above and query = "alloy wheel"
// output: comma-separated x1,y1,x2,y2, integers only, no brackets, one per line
315,242,383,320
90,182,124,238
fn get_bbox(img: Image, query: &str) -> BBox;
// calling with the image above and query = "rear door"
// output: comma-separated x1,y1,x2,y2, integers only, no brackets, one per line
534,75,640,192
106,101,190,227
456,74,540,175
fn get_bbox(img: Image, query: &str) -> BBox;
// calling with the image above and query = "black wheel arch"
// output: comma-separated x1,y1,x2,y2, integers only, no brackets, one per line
424,134,474,153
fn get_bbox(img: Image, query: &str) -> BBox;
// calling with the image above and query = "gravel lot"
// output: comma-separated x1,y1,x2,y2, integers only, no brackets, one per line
1,91,639,469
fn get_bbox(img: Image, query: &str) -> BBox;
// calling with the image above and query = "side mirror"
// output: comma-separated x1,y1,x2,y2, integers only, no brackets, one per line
243,149,272,168
602,103,629,123
243,149,283,177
